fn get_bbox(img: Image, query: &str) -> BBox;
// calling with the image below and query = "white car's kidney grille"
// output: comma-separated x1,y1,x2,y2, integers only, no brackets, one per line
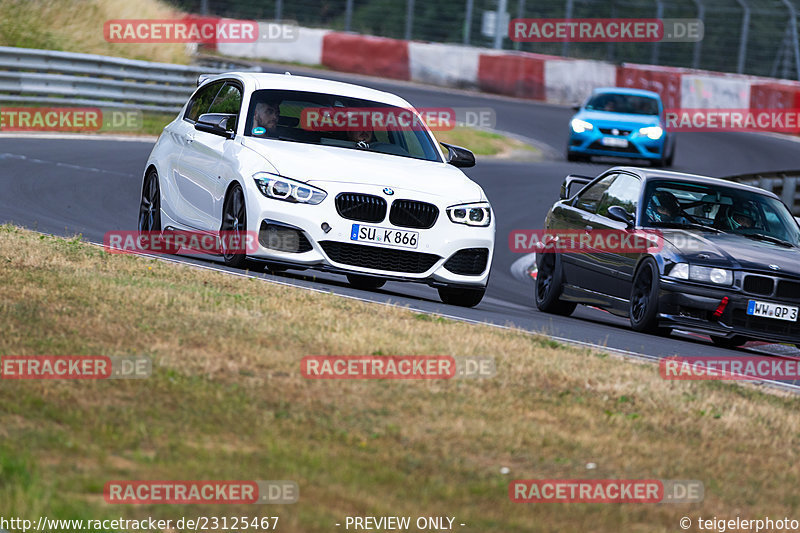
320,241,440,274
389,199,439,229
335,193,387,223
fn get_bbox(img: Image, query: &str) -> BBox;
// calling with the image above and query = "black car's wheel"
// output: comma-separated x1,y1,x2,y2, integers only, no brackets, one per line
347,274,386,290
138,168,161,233
438,286,485,307
629,258,664,333
710,335,748,349
534,253,577,316
221,184,248,268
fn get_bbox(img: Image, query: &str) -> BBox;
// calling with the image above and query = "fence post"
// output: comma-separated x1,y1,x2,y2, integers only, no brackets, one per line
464,0,474,45
405,0,415,41
691,0,704,69
735,0,750,74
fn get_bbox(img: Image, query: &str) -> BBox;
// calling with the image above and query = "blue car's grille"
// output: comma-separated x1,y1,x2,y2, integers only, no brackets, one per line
587,141,639,154
599,128,632,136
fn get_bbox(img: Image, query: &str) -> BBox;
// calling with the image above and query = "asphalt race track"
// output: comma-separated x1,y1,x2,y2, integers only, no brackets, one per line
4,63,800,375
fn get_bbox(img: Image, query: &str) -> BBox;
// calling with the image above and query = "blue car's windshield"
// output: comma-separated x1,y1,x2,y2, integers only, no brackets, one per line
642,180,800,247
585,93,660,115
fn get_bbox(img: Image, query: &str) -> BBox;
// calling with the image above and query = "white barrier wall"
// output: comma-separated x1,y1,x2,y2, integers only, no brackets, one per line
408,42,481,88
681,74,751,109
544,59,617,105
217,26,329,65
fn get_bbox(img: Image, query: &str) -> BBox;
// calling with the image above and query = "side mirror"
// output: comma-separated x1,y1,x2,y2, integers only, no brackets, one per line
441,142,476,168
559,175,592,200
571,104,581,111
607,205,635,227
195,113,236,139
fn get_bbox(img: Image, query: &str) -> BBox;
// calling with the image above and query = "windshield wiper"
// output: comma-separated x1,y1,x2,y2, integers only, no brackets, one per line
650,221,725,233
743,233,795,248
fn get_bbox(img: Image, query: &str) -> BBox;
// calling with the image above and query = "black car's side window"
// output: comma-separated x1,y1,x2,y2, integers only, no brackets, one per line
184,81,224,123
207,82,243,131
575,174,617,214
597,173,641,218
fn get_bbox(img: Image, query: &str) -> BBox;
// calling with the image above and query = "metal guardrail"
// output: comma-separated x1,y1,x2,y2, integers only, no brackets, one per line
726,170,800,215
0,46,257,113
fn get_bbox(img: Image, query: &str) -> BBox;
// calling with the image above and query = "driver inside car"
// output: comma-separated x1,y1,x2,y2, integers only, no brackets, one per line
646,190,691,224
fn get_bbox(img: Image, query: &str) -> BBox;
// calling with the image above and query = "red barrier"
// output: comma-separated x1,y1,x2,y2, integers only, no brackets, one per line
617,64,683,110
749,81,800,109
321,33,410,80
477,53,547,99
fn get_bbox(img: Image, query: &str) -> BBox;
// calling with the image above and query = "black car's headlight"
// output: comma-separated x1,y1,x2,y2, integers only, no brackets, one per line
446,202,492,227
253,172,327,205
667,263,733,286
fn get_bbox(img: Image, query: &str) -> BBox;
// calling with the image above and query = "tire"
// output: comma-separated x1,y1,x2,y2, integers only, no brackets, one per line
137,168,179,254
567,151,587,162
221,184,248,269
534,252,577,316
138,168,162,233
710,335,748,349
347,274,386,290
629,258,665,333
438,286,485,307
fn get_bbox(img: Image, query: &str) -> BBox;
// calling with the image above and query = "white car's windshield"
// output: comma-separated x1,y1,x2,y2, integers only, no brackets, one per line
243,89,442,163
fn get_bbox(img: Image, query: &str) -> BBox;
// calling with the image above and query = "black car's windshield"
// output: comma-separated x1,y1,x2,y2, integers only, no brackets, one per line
585,93,660,115
642,180,800,247
243,89,442,163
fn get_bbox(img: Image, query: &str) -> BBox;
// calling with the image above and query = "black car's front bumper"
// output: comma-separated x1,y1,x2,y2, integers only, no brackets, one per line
658,278,800,344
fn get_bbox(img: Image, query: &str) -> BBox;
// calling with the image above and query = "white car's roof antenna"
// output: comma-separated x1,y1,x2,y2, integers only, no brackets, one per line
285,71,292,75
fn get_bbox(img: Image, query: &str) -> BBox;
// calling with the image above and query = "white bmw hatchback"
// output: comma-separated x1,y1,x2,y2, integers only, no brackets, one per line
140,72,495,307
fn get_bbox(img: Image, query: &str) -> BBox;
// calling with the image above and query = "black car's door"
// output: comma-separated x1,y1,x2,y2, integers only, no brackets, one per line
555,172,619,289
588,172,643,299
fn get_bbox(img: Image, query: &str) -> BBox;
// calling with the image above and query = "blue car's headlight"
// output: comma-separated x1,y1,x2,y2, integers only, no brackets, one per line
638,126,664,140
570,118,594,134
253,172,327,205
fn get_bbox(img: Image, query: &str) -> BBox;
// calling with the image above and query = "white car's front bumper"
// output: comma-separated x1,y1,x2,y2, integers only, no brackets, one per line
244,180,495,288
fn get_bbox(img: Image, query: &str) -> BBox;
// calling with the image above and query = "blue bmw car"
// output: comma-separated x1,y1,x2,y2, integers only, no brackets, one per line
567,87,675,166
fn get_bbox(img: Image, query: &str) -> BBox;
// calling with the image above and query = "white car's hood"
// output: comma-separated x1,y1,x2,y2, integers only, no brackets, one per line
241,137,484,201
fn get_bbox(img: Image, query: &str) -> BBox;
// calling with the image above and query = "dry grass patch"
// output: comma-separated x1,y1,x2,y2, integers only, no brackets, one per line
0,225,799,532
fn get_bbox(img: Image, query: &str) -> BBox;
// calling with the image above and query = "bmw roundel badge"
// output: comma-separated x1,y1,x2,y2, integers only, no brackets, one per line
383,187,394,195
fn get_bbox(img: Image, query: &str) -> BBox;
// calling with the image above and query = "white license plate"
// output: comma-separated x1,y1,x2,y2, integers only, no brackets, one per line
747,300,799,322
601,137,629,148
350,224,419,249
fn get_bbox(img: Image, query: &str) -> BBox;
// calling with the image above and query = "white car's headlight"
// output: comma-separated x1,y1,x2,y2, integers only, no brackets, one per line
253,172,327,205
446,202,492,227
668,263,732,286
570,118,594,133
638,126,664,140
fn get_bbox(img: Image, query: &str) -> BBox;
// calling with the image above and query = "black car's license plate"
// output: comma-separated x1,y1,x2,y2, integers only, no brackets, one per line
747,300,798,322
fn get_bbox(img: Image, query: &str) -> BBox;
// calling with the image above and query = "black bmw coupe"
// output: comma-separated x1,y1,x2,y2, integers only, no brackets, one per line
534,167,800,348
